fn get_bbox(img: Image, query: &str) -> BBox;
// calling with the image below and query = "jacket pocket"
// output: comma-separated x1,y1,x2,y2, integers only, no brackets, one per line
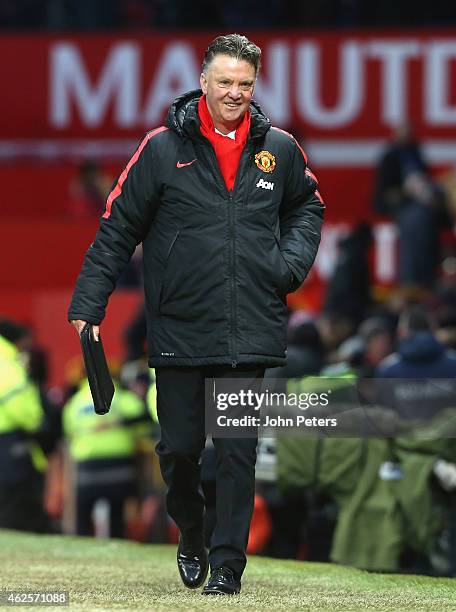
158,230,179,310
158,229,226,322
271,230,293,296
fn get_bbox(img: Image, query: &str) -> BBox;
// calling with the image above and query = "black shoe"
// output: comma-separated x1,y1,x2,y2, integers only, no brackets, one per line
202,566,241,595
177,537,208,589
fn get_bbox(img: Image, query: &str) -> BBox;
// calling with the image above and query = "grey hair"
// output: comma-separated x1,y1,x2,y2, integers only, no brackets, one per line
202,34,261,75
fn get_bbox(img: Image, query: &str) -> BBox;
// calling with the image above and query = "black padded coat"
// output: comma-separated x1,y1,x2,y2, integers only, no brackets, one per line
68,90,325,368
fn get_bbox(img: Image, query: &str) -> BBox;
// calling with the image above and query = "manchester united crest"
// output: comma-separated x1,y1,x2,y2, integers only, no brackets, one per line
255,150,276,173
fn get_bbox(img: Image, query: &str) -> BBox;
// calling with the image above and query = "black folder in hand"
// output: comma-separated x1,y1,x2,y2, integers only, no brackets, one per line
80,323,115,415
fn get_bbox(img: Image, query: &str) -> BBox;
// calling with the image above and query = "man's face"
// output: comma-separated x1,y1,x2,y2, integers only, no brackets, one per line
200,54,256,133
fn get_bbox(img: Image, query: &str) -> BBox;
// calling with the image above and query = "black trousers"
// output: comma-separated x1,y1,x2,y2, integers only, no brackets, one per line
155,365,264,578
0,473,52,533
75,458,135,538
76,481,133,538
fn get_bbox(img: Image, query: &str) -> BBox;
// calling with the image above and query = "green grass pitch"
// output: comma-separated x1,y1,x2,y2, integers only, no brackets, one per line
0,530,455,610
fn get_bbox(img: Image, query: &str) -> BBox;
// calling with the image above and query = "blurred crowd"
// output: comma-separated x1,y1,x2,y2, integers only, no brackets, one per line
1,0,456,30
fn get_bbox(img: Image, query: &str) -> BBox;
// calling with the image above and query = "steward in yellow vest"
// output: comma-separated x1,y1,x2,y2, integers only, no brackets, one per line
0,323,50,532
63,379,151,537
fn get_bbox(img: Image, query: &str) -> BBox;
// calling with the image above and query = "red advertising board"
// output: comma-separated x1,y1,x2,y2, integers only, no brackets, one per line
1,32,456,166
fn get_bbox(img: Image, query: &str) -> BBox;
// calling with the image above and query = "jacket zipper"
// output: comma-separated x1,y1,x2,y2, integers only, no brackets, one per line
229,141,254,368
228,191,237,368
199,139,255,369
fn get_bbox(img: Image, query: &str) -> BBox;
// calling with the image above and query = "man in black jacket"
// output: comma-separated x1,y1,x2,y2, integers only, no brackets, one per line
69,34,324,594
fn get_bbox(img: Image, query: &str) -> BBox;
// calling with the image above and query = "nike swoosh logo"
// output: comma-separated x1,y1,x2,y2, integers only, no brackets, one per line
176,159,197,168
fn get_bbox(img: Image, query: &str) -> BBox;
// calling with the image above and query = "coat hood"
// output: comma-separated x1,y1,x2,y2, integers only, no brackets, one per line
398,331,445,362
165,89,271,140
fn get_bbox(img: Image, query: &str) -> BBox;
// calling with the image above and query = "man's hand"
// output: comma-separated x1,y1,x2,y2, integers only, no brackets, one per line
70,320,100,341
